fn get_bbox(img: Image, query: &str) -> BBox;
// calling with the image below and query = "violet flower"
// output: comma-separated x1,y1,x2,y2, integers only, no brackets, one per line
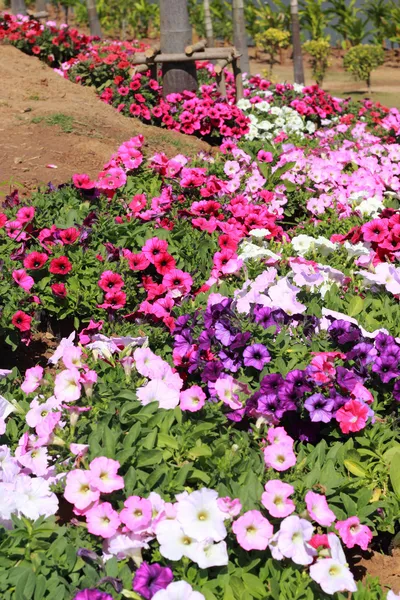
132,562,174,599
304,393,335,423
73,590,113,600
243,344,271,370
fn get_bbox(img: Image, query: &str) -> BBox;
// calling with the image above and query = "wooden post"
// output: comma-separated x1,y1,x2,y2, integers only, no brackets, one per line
233,57,244,101
86,0,102,38
290,0,305,85
11,0,27,15
160,0,198,96
203,0,214,48
35,0,47,13
185,40,207,55
232,0,250,75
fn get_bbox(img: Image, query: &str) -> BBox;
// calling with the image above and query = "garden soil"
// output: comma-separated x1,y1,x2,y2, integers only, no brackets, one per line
0,44,209,200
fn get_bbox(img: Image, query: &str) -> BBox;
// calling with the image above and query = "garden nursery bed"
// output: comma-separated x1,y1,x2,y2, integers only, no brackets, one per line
1,12,400,600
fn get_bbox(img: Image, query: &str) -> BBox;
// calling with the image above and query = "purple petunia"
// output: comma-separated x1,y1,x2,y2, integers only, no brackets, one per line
132,562,174,599
243,343,271,370
73,590,113,600
304,393,335,423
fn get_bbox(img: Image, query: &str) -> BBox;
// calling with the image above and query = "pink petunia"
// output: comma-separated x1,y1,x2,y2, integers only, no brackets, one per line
89,457,124,494
263,443,297,472
120,496,152,533
179,386,206,412
232,510,273,551
261,480,296,518
64,469,100,510
86,502,120,538
336,399,369,434
21,366,44,394
336,516,373,550
12,269,34,292
305,491,336,527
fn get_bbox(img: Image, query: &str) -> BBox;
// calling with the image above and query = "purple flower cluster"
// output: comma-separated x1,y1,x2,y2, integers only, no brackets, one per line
172,301,400,435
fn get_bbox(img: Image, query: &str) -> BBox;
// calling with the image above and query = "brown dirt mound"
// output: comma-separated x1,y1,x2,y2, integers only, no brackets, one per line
0,44,209,200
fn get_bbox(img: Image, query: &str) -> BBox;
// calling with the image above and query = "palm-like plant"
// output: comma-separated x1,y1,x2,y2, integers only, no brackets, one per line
300,0,328,41
382,0,400,48
362,0,391,45
328,0,368,47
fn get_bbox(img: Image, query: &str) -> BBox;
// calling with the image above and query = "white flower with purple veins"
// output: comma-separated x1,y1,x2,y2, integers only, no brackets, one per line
267,277,306,316
291,234,315,256
276,515,316,565
176,488,227,542
104,531,148,564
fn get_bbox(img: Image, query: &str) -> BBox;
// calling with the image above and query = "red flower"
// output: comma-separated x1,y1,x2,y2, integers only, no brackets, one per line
51,283,67,298
12,310,32,332
23,251,48,270
32,45,41,55
60,227,79,244
49,256,72,275
98,270,124,292
0,213,7,228
154,253,176,275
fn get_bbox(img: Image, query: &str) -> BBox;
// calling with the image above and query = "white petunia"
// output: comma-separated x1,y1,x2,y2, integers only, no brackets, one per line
175,488,227,542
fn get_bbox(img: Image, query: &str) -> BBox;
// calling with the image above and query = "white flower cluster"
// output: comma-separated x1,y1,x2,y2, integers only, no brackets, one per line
237,99,316,142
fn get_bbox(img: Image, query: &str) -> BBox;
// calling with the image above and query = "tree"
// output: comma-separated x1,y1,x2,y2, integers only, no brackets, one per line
233,0,250,74
291,0,305,84
160,0,198,96
203,0,214,48
86,0,102,38
11,0,27,15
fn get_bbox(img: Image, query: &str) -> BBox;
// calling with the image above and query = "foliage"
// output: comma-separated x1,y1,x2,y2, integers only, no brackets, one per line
254,27,290,76
303,38,331,85
343,44,385,89
300,0,328,41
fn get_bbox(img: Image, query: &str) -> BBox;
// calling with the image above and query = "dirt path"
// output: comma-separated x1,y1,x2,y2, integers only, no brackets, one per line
0,45,209,200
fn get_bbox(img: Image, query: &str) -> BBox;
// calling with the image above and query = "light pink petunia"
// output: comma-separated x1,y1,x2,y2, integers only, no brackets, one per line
305,491,336,527
21,366,44,395
232,510,273,551
261,480,296,518
179,386,206,412
86,502,120,538
120,495,152,532
64,469,100,510
263,443,296,472
88,457,124,494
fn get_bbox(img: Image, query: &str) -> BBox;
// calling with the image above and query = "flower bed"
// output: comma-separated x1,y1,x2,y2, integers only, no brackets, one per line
1,13,400,600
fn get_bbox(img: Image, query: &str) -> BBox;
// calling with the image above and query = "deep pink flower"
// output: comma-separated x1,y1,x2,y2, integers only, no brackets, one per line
23,251,48,270
60,227,80,244
142,237,168,263
98,270,124,292
12,269,34,292
162,269,193,294
336,516,373,550
51,283,67,298
12,311,32,332
49,256,72,275
336,399,369,433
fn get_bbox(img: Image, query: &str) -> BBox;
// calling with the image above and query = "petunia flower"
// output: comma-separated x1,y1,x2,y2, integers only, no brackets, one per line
12,269,34,292
132,562,174,600
243,343,271,370
309,558,357,594
120,496,152,533
176,488,227,543
263,442,296,472
261,480,296,518
88,457,124,494
21,366,44,394
275,515,316,565
336,516,373,550
179,386,206,412
305,491,336,527
152,581,205,600
85,502,120,538
335,399,369,433
232,510,273,551
64,469,100,510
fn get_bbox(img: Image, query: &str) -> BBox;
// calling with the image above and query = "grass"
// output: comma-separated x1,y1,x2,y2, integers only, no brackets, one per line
30,112,103,138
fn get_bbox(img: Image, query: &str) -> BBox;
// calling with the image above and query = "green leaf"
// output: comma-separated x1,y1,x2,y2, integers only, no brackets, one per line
344,460,366,477
347,295,364,317
242,573,267,598
390,452,400,498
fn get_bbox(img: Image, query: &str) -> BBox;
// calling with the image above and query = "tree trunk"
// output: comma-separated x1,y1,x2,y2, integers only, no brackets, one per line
203,0,214,48
86,0,102,38
160,0,198,96
11,0,27,15
232,0,250,74
290,0,305,85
